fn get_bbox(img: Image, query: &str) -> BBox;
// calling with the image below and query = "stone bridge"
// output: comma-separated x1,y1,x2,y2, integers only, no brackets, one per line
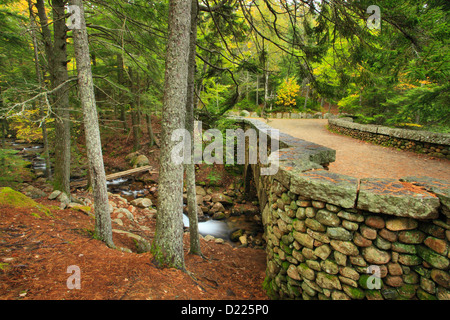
233,117,450,300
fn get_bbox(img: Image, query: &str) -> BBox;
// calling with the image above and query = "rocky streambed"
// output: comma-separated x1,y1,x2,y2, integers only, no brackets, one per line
107,176,266,248
7,140,266,250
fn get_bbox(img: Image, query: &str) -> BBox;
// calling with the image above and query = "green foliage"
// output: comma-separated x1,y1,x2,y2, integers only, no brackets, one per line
383,84,450,128
296,96,321,112
337,94,361,114
206,169,222,187
235,98,257,112
0,149,29,187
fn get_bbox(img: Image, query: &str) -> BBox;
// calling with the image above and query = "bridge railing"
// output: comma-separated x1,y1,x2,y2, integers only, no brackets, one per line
231,117,450,301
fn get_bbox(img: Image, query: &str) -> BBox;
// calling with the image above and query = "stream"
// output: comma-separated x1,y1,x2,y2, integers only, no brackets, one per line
107,176,263,244
6,139,264,245
5,139,48,176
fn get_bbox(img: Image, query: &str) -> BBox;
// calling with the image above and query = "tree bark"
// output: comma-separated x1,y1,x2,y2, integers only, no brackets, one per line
185,0,201,256
129,67,141,151
70,0,114,248
263,65,269,116
304,85,310,110
256,75,259,107
51,0,71,195
116,54,128,132
0,88,5,149
146,113,155,147
28,0,52,179
151,0,192,270
1,119,5,149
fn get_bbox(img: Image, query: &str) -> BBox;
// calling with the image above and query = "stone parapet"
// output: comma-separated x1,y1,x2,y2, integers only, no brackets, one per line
231,117,450,300
329,118,450,159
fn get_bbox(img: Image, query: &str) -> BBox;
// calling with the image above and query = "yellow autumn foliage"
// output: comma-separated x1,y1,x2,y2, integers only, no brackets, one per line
275,77,300,108
10,109,48,143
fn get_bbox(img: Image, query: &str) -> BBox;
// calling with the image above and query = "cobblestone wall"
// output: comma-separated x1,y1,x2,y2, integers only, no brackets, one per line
234,117,450,300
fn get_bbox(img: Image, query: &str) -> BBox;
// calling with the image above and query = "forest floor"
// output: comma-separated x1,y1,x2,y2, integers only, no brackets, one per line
0,199,267,300
0,115,269,300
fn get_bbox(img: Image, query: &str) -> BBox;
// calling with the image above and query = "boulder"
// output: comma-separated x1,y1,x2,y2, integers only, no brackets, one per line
125,151,140,162
211,193,233,204
112,229,150,253
212,212,226,220
48,190,62,200
130,197,153,208
239,234,248,247
230,229,244,242
0,187,50,216
195,185,207,196
21,185,46,199
239,110,250,117
209,201,225,214
67,203,92,216
57,192,70,208
132,155,150,168
114,207,134,221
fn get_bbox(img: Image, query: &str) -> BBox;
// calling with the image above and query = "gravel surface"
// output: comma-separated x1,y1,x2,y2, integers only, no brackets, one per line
255,118,450,181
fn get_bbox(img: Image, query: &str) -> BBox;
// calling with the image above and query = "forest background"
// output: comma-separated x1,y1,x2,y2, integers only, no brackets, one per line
0,0,448,267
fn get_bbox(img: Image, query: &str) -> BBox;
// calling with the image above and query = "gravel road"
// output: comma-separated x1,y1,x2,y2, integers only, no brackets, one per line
255,118,450,181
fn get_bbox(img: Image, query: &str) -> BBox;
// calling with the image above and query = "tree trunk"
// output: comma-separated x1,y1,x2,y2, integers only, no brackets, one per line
256,75,259,107
28,0,52,179
0,87,5,148
185,0,201,256
246,71,249,101
116,54,128,132
146,113,155,147
51,0,71,195
304,85,310,110
70,0,114,248
131,110,140,151
1,119,5,149
263,65,269,116
151,0,192,270
129,68,140,151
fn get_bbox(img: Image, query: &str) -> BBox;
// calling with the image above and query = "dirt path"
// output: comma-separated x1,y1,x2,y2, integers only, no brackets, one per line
255,118,450,181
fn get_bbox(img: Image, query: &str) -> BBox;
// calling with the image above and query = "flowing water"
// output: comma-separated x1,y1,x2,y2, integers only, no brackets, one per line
5,140,48,176
183,214,231,240
7,139,264,245
106,178,263,244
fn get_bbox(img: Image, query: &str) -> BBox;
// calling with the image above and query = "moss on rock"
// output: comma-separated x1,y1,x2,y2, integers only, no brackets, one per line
0,187,51,217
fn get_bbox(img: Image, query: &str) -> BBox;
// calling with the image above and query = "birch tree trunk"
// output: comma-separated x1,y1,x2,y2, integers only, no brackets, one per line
185,0,201,256
151,0,192,269
70,0,114,248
